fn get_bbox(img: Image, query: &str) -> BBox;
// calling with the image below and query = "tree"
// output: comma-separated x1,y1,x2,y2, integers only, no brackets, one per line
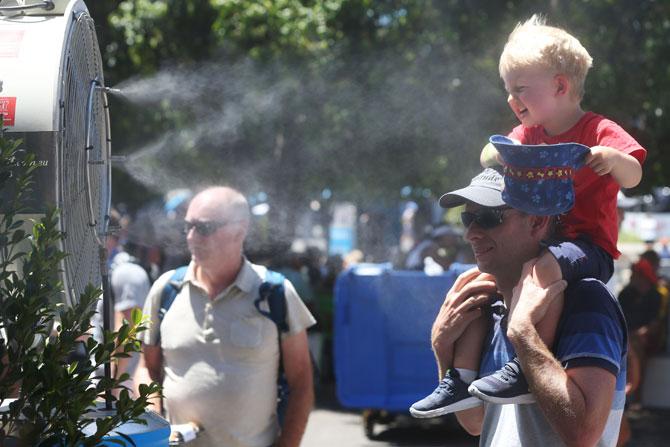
88,1,670,245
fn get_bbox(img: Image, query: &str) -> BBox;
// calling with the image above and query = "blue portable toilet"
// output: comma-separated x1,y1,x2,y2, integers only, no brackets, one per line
334,263,472,412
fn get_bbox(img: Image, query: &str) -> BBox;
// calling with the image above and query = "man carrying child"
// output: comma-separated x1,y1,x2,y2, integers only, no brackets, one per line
428,168,627,446
411,14,645,446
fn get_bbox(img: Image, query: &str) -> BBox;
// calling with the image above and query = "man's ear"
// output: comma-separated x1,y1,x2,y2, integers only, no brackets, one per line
234,220,250,243
529,215,553,238
554,74,569,97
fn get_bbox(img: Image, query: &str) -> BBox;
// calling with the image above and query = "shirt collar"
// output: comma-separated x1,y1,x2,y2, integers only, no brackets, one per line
185,257,256,298
233,257,256,294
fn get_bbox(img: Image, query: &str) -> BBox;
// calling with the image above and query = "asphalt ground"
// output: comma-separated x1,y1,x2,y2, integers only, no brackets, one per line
304,383,670,446
625,406,670,446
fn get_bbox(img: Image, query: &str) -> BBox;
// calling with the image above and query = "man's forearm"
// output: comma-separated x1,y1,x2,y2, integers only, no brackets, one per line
510,321,583,414
143,345,164,384
455,405,485,436
276,382,313,447
508,321,601,447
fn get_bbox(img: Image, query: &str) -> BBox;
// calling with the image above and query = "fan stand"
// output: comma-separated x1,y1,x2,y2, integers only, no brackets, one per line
99,247,113,409
84,77,115,409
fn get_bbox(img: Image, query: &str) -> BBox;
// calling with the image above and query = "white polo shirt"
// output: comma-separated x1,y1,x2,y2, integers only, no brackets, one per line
141,259,316,447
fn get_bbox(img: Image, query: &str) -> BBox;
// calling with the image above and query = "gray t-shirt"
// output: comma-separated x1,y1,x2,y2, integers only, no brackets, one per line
92,252,151,379
110,252,151,312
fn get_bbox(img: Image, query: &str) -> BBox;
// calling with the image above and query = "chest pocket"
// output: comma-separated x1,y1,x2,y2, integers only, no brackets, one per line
229,317,265,348
223,313,279,365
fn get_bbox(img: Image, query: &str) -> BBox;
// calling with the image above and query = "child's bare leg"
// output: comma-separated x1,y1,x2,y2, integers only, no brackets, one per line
452,310,489,383
523,250,565,349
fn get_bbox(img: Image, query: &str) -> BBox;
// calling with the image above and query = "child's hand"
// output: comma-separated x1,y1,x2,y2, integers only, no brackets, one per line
585,145,620,176
480,143,504,168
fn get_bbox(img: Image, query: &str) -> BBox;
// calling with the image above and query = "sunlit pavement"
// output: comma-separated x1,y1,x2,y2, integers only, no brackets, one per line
302,408,478,447
302,384,670,446
302,384,478,446
302,405,670,447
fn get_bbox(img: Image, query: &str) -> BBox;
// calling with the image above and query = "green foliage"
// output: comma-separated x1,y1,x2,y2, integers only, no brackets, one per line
107,0,216,73
0,132,161,446
208,0,344,58
89,0,669,223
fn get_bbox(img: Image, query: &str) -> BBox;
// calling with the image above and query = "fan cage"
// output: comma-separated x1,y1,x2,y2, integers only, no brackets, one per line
58,8,110,306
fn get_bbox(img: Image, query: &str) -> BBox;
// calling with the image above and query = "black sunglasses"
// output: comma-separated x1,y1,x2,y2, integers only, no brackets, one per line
183,220,231,237
460,207,511,230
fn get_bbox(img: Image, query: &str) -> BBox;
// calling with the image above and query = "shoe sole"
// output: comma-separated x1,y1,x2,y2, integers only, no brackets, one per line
409,396,482,418
468,384,536,405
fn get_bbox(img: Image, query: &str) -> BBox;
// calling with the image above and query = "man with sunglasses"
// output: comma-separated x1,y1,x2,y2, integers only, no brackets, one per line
140,187,316,447
426,168,627,446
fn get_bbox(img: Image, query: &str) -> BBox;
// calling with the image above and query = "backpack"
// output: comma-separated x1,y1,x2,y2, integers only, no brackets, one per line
158,266,293,425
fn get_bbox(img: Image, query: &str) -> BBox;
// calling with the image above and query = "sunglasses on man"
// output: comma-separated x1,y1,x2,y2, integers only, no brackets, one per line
183,220,233,237
460,207,512,230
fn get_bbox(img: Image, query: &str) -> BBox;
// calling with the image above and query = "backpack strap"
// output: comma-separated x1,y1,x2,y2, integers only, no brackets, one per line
154,265,188,413
253,268,291,425
158,265,189,325
254,269,289,333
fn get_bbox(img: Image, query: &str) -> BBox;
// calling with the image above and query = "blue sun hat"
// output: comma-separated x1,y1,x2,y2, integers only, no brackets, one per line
489,135,590,215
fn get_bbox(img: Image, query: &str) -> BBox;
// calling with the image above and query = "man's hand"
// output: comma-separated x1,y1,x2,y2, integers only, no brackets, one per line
431,267,497,357
508,261,567,332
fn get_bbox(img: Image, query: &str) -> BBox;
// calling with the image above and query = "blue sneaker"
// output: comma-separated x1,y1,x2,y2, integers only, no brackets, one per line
468,357,535,404
410,369,482,418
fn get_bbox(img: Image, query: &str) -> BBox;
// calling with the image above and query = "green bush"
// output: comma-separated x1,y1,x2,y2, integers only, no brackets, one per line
0,131,161,446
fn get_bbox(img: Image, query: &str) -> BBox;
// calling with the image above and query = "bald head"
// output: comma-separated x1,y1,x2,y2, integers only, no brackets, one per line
188,186,251,237
185,187,251,283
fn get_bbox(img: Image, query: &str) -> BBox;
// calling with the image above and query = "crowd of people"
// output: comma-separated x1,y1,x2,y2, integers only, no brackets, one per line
103,188,670,446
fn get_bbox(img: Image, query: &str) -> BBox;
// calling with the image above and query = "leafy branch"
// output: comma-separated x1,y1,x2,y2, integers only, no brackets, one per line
0,132,161,446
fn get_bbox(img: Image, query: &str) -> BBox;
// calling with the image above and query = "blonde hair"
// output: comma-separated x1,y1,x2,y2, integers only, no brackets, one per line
499,15,593,99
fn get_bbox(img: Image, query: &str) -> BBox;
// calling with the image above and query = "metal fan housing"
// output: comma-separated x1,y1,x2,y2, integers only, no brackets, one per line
0,0,111,306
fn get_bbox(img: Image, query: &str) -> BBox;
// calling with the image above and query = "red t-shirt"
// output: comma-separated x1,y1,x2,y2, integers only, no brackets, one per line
508,111,646,259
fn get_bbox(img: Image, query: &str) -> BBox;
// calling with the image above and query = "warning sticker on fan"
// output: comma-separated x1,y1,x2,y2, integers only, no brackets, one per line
0,30,24,58
0,97,17,127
